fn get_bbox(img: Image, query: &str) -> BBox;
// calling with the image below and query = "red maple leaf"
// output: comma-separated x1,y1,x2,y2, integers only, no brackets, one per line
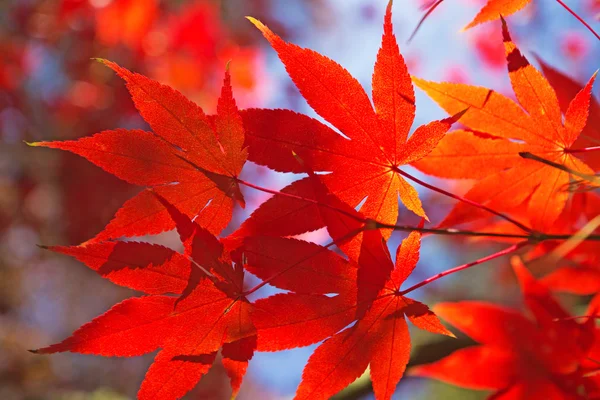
25,2,600,399
241,3,460,236
238,217,452,399
291,231,453,400
30,62,247,242
412,257,599,399
34,197,256,400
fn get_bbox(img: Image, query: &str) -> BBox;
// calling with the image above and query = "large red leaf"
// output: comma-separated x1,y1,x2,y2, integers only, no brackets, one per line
34,201,257,400
293,232,452,400
31,63,247,241
243,3,459,233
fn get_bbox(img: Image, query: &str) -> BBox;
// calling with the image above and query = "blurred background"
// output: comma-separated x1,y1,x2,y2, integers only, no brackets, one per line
1,0,599,399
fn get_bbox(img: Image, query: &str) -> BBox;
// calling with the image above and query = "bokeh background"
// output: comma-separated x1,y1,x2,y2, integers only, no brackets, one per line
1,0,599,399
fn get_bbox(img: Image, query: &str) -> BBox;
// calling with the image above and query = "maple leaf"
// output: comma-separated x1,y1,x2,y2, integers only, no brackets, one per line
236,174,384,341
464,0,532,30
30,61,247,242
230,170,397,317
229,175,450,398
419,0,598,35
284,231,454,400
412,257,598,399
43,240,191,295
33,200,256,400
412,19,597,230
537,57,600,172
409,0,531,42
242,2,460,235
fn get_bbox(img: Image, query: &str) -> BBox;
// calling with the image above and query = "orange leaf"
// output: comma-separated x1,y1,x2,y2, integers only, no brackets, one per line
414,21,597,230
465,0,532,30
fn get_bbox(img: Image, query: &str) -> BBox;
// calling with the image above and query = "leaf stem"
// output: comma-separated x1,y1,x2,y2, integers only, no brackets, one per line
564,145,600,154
553,315,600,321
519,152,600,185
236,178,600,241
396,168,532,233
374,221,530,239
408,0,445,43
399,241,529,296
554,0,600,41
235,177,365,223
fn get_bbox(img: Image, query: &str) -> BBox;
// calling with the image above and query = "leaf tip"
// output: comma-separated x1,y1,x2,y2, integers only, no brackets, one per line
36,244,50,250
500,15,511,42
406,364,427,377
246,16,263,30
291,150,307,170
24,140,41,147
246,16,280,45
431,302,458,320
410,76,428,90
28,349,39,354
510,255,532,287
462,19,479,31
449,107,469,124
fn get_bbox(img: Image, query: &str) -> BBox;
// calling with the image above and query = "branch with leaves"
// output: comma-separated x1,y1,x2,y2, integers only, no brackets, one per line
27,2,600,400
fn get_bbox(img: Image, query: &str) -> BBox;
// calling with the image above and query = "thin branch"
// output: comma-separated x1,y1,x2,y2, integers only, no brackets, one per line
395,168,532,233
553,315,600,321
399,241,530,295
237,178,600,242
407,0,445,43
555,0,600,41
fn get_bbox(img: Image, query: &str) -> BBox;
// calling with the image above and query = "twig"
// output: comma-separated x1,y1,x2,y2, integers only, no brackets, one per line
237,178,600,242
555,0,600,41
397,168,532,233
399,241,529,295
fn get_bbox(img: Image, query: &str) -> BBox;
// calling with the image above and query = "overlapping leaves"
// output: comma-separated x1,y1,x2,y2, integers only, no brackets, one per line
35,196,256,399
414,19,597,231
29,2,600,400
243,2,461,235
412,258,600,399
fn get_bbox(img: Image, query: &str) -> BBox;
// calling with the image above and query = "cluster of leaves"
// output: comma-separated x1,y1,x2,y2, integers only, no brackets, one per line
31,2,600,399
0,0,271,249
